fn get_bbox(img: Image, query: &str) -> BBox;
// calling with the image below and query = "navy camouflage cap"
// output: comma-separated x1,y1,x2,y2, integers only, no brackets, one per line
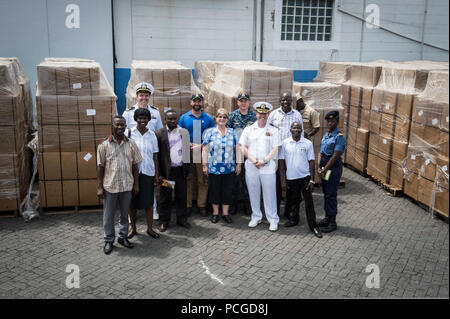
325,110,339,120
237,91,250,100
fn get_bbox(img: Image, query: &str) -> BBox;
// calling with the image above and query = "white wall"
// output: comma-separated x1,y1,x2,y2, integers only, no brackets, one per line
0,0,114,100
114,0,256,69
262,0,449,70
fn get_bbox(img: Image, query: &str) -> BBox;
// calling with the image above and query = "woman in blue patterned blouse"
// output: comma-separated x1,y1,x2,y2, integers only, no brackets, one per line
202,108,242,224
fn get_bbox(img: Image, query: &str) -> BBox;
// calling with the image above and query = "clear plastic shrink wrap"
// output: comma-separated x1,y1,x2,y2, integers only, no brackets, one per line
207,63,293,115
293,81,343,183
36,58,117,208
125,60,194,122
367,62,448,190
0,59,29,213
403,70,449,217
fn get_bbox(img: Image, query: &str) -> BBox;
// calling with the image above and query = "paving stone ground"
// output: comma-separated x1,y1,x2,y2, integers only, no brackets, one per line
0,167,448,299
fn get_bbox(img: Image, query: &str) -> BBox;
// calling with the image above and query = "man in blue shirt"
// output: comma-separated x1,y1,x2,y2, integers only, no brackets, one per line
178,93,215,216
317,110,346,233
226,91,256,215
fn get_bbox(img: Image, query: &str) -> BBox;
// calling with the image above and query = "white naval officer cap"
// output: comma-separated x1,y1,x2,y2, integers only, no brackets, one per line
253,102,273,114
134,82,154,95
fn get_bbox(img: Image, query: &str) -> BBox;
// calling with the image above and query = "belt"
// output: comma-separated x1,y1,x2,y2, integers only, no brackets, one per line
321,153,332,159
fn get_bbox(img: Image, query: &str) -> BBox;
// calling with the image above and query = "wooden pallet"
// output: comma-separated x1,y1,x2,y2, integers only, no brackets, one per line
343,163,368,177
368,175,403,197
0,210,19,218
41,205,103,215
406,197,449,222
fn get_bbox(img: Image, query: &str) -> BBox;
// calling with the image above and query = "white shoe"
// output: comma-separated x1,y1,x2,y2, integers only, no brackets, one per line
153,210,159,220
269,222,278,232
248,219,261,228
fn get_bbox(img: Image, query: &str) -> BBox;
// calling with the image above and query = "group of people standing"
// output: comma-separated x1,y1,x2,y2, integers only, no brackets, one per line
97,82,346,255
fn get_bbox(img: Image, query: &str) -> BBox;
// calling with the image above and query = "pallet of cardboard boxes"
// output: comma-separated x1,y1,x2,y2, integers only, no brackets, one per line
36,58,117,208
0,57,32,215
126,60,193,122
403,70,449,217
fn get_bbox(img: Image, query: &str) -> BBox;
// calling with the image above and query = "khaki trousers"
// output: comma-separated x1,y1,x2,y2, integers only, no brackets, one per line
186,163,208,208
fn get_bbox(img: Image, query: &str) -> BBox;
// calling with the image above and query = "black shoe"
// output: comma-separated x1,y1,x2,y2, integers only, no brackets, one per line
284,220,298,227
229,205,237,215
118,237,134,248
320,216,337,233
211,214,219,223
103,242,113,255
317,216,330,227
222,215,232,224
147,229,160,239
312,227,323,238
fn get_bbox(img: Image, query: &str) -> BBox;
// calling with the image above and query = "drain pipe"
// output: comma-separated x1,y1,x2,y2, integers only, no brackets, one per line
111,0,117,90
420,0,428,59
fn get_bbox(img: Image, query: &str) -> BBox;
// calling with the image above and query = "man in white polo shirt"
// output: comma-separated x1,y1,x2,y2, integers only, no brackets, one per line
279,121,322,238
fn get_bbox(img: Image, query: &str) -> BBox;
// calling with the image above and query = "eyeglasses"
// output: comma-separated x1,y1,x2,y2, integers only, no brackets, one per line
217,115,228,119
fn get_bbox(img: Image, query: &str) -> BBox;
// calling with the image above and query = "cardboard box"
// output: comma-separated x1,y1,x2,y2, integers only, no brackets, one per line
39,179,101,208
393,117,411,142
348,64,382,87
38,124,110,153
404,172,419,200
380,113,394,137
390,163,404,189
37,62,101,96
356,128,369,150
369,110,381,134
392,140,408,165
0,122,26,153
360,109,370,130
36,94,116,125
0,94,25,126
38,151,97,181
378,135,393,160
435,190,449,217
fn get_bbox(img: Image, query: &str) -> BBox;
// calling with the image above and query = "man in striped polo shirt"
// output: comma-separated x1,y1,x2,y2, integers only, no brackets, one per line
268,91,303,218
97,115,143,255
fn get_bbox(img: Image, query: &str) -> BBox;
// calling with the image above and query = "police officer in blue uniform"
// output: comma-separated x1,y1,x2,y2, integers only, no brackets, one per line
317,110,346,233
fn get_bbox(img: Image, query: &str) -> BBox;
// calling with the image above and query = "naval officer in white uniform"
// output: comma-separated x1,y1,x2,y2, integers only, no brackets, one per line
122,82,163,219
123,82,163,133
239,102,281,231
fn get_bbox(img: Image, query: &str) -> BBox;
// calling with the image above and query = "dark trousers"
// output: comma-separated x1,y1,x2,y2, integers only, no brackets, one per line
285,176,317,230
159,166,187,224
320,155,343,217
232,163,249,202
276,164,287,217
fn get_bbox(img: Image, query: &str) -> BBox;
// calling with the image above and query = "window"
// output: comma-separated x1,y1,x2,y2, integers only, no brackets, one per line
281,0,333,41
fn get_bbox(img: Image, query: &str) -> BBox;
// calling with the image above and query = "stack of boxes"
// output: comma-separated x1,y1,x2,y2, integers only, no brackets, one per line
342,63,382,173
404,70,449,217
36,59,117,208
0,58,30,213
293,82,344,183
366,63,447,190
194,60,269,114
126,60,193,121
206,63,293,115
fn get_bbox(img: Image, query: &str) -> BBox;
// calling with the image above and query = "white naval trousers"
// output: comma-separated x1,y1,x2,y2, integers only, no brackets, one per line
245,160,279,225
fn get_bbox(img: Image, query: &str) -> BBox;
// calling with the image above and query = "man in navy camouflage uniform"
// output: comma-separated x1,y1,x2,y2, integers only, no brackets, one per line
226,91,257,215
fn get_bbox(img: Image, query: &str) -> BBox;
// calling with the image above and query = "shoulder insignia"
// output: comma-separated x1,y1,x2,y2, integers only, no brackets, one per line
150,105,159,110
270,123,278,128
338,133,343,136
125,106,135,111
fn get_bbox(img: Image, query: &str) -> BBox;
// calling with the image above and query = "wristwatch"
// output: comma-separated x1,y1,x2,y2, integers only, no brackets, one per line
309,180,315,185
